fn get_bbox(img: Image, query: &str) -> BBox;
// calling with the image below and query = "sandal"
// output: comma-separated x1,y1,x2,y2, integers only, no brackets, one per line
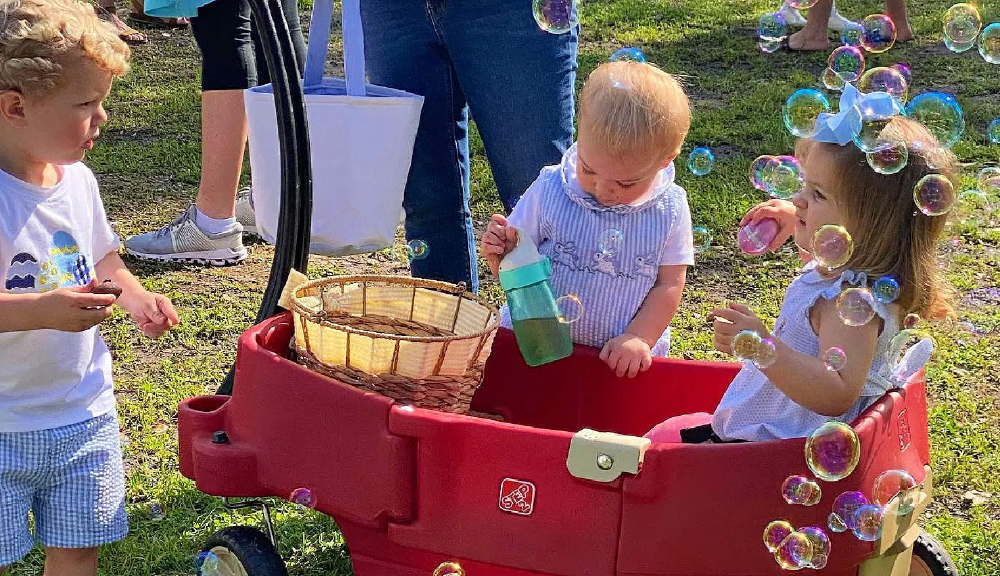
128,0,190,27
95,3,148,44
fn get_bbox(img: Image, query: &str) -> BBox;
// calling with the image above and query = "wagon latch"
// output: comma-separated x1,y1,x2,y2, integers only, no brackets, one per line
566,429,651,482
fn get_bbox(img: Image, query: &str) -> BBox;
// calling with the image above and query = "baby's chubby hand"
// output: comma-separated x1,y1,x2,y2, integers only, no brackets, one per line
710,301,770,356
600,333,653,378
481,214,518,277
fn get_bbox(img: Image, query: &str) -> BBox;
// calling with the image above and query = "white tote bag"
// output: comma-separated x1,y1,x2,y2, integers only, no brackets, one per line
245,0,424,255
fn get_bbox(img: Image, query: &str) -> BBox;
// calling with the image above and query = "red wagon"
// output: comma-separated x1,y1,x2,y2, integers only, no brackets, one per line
178,313,955,576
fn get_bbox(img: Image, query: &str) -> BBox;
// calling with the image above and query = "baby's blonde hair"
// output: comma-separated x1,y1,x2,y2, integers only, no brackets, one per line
0,0,129,96
578,61,691,159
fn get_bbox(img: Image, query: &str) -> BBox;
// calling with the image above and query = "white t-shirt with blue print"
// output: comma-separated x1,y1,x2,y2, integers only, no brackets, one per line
502,143,695,356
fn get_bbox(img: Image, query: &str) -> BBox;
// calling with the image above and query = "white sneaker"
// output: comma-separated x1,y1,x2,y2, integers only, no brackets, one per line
778,2,807,27
235,188,258,237
828,3,851,32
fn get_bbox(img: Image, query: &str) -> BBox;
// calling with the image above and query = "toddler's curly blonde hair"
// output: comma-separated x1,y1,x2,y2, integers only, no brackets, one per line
0,0,129,96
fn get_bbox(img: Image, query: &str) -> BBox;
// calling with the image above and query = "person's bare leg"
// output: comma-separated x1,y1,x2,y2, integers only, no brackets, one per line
94,0,147,43
886,0,914,42
195,90,249,220
788,0,833,50
44,547,98,576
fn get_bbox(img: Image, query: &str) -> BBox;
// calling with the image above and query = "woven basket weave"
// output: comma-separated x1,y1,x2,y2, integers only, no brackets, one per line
290,275,500,413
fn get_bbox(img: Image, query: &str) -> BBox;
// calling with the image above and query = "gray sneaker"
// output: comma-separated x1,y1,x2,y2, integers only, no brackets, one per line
124,205,248,266
236,188,258,237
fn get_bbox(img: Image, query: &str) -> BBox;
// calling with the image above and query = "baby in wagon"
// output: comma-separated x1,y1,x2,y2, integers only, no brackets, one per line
481,61,695,378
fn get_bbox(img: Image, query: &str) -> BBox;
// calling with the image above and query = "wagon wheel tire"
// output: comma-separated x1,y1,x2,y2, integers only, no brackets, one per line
909,529,959,576
200,526,288,576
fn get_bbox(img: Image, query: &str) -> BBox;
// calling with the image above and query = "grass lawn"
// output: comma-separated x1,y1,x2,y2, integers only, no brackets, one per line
7,0,1000,574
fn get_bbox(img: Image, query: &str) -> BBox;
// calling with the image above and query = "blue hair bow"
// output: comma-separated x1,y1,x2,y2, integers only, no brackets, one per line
811,84,904,146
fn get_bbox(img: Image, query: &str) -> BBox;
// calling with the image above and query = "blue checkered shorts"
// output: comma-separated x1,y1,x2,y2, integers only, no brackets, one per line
0,410,127,566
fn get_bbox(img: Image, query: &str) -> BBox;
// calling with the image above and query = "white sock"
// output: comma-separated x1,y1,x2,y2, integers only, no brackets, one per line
195,208,238,235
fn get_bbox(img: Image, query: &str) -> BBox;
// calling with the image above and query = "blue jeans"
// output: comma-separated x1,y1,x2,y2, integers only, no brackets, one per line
360,0,578,291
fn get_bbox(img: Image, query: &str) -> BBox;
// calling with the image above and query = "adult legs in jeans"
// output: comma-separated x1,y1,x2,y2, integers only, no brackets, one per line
361,0,577,290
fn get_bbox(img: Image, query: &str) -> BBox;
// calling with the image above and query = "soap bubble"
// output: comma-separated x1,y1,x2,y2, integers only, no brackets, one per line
890,62,912,86
598,228,624,255
943,3,981,47
905,92,965,149
811,225,854,269
977,167,1000,194
903,313,921,329
693,226,712,253
951,190,992,231
433,563,466,576
750,155,776,191
841,20,864,47
148,502,166,520
783,88,831,138
837,287,877,327
764,520,795,552
290,487,316,509
913,174,957,216
799,527,831,569
556,294,584,323
763,156,805,199
532,0,578,34
822,346,847,371
732,329,762,364
873,469,918,514
854,97,905,153
944,35,977,53
775,532,814,570
805,421,861,481
610,47,646,63
867,140,909,174
408,239,429,260
852,504,884,541
857,66,908,103
886,329,934,377
821,67,846,91
988,118,1000,143
782,475,823,506
833,491,871,530
829,46,865,82
860,14,896,53
759,13,788,42
196,551,222,576
980,23,1000,63
873,276,901,304
688,147,715,176
828,511,849,533
755,337,778,369
759,38,784,54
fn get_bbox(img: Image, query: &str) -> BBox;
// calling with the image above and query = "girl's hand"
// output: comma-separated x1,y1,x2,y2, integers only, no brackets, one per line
118,290,179,339
37,282,116,332
600,333,653,378
740,199,797,252
710,301,769,355
481,214,517,277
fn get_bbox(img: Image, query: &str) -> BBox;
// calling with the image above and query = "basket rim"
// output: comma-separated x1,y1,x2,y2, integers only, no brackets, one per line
290,274,501,343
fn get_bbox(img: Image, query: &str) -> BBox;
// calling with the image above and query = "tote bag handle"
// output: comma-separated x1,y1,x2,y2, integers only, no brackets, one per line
303,0,366,96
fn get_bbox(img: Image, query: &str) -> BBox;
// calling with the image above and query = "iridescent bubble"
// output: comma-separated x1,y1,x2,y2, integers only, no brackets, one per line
598,228,624,255
886,329,934,378
873,276,901,304
821,67,846,91
610,47,646,63
783,88,831,138
149,502,166,520
750,155,776,191
759,13,789,41
799,527,831,569
852,504,884,541
755,337,778,369
433,562,466,576
196,550,222,576
829,46,865,82
532,0,579,34
290,487,316,509
759,38,784,54
763,156,805,199
693,226,712,253
857,66,908,103
913,174,957,216
811,224,854,269
905,92,965,149
891,62,912,86
822,346,847,371
989,119,1000,144
828,512,848,533
873,469,918,514
977,167,1000,194
764,520,795,553
688,147,715,176
904,313,921,329
833,491,871,530
944,35,976,53
837,287,877,327
782,475,823,506
860,14,896,53
867,140,909,175
943,3,982,46
854,97,905,153
980,23,1000,64
775,532,814,570
841,20,864,47
733,329,763,364
805,421,861,482
951,189,992,231
556,294,584,323
408,239,429,260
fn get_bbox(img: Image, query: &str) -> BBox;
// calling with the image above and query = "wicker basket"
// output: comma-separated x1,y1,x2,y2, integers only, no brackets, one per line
289,275,501,413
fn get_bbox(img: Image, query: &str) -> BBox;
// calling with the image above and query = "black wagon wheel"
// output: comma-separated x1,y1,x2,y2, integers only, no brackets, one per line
199,526,288,576
909,529,959,576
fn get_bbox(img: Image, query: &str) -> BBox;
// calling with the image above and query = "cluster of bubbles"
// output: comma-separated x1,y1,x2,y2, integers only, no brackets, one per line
782,475,822,506
732,329,778,369
757,12,789,54
764,520,832,570
556,294,584,324
688,147,715,176
531,0,578,34
750,155,804,199
940,2,1000,62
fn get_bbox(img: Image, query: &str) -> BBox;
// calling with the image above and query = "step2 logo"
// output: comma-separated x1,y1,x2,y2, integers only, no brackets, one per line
897,409,911,451
499,478,535,516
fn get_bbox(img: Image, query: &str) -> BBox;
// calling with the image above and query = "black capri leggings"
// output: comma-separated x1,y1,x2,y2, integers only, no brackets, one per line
190,0,307,92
